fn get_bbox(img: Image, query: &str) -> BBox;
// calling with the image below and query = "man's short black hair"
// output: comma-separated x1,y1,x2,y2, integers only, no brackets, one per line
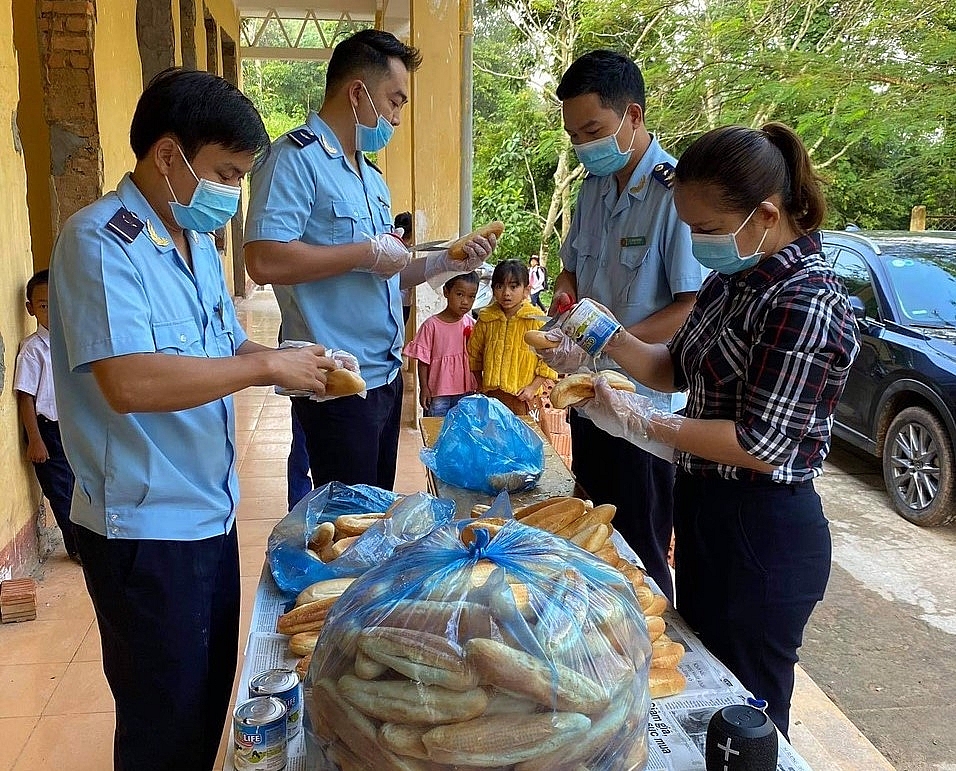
556,50,646,114
130,68,270,162
326,29,422,95
26,269,49,303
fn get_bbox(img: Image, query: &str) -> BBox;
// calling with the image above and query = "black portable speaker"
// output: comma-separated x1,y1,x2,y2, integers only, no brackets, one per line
705,704,778,771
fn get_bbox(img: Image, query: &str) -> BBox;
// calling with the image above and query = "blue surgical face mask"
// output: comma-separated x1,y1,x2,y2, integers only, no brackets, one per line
166,146,241,233
571,109,636,176
353,82,394,153
691,206,770,275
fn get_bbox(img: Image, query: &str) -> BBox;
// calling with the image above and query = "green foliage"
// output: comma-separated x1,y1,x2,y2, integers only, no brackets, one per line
240,2,955,243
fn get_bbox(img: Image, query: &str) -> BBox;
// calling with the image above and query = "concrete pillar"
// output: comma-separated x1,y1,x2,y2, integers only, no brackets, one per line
136,0,175,85
36,0,103,232
910,205,926,232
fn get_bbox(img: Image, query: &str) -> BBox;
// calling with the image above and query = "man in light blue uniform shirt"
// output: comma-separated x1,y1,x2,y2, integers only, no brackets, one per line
544,51,705,601
48,69,336,771
245,29,495,491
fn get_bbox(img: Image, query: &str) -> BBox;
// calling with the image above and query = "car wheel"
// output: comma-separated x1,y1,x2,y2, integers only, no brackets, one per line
882,406,956,526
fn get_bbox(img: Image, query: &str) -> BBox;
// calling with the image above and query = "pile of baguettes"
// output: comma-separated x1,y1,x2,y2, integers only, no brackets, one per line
275,497,686,769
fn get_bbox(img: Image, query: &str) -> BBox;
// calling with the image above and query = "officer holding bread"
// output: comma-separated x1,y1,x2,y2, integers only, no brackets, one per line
542,50,704,601
48,69,340,770
245,29,497,492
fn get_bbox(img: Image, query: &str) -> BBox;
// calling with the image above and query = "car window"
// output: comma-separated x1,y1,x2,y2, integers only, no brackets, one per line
833,249,881,320
879,253,956,327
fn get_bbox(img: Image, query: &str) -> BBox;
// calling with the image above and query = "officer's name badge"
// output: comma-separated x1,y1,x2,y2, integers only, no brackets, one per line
621,236,647,247
146,219,169,247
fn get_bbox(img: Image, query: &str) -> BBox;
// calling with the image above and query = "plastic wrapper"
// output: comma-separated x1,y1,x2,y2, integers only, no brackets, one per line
420,394,545,495
274,341,368,401
267,482,456,596
304,501,652,771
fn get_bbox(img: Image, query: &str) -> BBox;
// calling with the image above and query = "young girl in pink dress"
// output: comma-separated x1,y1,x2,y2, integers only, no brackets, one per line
404,272,480,417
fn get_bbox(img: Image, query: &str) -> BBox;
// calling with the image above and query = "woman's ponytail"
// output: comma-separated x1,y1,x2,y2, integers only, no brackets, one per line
761,122,827,232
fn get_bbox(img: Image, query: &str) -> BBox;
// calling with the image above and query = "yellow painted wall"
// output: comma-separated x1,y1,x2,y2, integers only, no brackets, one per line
12,0,53,269
0,2,44,570
408,0,461,245
94,0,142,190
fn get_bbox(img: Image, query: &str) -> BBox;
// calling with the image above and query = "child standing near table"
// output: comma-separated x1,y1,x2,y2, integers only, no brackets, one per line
14,269,80,563
468,259,557,415
404,272,480,417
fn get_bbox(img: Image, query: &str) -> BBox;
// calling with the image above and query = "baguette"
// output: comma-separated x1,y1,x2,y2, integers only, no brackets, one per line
549,370,636,409
337,673,489,725
649,667,687,699
569,522,610,552
354,649,388,680
313,678,428,771
295,651,312,680
421,711,591,767
378,723,430,760
295,576,355,608
357,627,478,691
466,637,608,714
325,367,366,398
513,496,575,520
277,595,338,635
519,497,587,533
645,615,666,642
447,220,505,260
651,634,686,670
515,685,634,771
524,329,561,350
378,599,495,640
306,520,335,553
334,512,387,537
289,630,319,657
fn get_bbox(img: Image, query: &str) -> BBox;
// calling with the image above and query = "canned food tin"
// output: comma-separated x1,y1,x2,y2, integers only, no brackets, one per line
249,668,302,738
234,696,287,771
560,298,622,357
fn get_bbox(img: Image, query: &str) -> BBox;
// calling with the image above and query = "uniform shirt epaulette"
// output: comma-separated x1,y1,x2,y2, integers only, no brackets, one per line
287,128,319,148
105,207,145,244
651,162,676,189
363,154,383,175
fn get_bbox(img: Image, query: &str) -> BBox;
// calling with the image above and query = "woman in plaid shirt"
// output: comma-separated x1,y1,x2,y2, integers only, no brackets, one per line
579,122,860,737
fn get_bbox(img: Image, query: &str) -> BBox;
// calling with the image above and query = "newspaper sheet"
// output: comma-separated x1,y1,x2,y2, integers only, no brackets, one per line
225,563,813,771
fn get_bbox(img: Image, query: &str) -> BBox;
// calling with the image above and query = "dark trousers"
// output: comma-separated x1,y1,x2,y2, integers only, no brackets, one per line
32,417,79,558
292,374,403,490
287,403,312,510
570,409,675,601
75,525,241,771
673,471,831,738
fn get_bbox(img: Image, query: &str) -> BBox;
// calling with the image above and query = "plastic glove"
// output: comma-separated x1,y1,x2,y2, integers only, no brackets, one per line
360,232,412,278
424,232,498,289
275,342,367,401
535,327,617,374
576,377,681,461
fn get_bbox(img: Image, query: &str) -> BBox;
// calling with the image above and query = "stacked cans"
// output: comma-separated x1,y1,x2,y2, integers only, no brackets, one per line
233,668,302,770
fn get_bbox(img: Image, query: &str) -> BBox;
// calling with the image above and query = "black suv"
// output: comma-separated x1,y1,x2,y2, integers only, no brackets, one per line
822,230,956,525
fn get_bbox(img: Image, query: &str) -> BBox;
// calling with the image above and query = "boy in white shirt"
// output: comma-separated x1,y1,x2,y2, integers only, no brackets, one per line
14,269,79,562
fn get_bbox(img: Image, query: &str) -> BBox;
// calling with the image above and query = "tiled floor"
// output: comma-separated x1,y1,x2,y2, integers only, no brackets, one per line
0,287,427,771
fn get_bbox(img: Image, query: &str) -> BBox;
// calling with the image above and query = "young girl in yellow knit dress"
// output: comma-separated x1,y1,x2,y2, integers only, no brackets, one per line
467,259,557,415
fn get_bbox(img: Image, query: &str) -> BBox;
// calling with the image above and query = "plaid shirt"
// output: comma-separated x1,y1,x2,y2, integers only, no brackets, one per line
667,233,860,482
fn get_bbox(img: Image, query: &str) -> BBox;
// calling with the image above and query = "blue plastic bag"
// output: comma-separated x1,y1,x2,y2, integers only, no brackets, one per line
304,502,652,770
420,394,545,495
266,482,455,595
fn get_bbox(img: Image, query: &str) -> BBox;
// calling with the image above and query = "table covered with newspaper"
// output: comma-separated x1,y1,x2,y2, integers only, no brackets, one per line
224,557,811,771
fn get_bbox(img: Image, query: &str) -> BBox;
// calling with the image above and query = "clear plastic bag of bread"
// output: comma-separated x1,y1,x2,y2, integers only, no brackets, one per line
420,394,545,495
268,482,455,595
304,512,652,770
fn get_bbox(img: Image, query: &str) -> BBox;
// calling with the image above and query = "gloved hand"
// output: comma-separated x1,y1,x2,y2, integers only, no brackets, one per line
361,232,412,278
535,327,617,374
424,231,498,288
576,376,681,461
